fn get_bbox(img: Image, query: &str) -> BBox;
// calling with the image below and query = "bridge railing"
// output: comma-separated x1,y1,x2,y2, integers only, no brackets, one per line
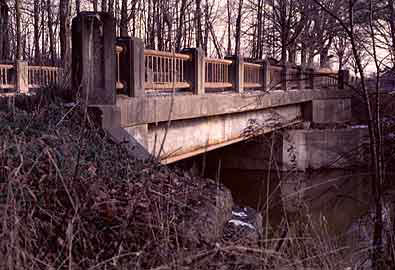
0,64,15,89
288,66,300,90
71,13,353,106
204,58,233,90
28,65,63,89
0,62,63,93
114,40,347,97
244,62,263,89
268,64,283,90
144,49,192,90
313,72,338,89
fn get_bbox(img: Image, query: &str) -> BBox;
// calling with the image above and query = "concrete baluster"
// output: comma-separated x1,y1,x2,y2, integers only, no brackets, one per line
262,59,270,92
226,55,244,93
297,65,305,90
338,69,350,90
307,68,315,89
72,12,116,105
181,48,205,95
116,37,145,97
282,64,289,91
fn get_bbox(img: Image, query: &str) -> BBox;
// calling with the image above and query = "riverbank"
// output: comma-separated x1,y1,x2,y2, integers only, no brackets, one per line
0,90,389,269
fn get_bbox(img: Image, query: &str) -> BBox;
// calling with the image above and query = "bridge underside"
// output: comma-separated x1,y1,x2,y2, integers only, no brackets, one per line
98,89,351,164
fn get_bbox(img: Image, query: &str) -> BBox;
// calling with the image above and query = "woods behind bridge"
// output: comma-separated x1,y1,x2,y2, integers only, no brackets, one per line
1,0,395,73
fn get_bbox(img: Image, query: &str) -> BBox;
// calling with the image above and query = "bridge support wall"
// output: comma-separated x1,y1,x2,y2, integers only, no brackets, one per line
312,98,351,124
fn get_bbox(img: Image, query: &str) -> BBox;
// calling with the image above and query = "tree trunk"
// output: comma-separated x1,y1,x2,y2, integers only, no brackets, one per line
120,0,128,36
195,0,203,48
15,0,22,60
0,1,9,60
389,0,395,67
92,0,98,12
280,0,288,63
226,0,232,56
203,1,210,54
47,0,55,65
34,0,40,64
59,0,71,68
108,0,114,16
102,0,107,12
175,0,187,51
234,0,243,56
75,0,80,13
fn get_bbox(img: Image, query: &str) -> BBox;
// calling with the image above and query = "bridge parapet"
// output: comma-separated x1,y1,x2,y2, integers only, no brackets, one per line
0,62,62,93
71,11,352,105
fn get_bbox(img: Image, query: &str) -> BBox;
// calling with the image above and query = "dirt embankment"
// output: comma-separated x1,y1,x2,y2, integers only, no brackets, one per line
0,92,269,270
0,90,364,270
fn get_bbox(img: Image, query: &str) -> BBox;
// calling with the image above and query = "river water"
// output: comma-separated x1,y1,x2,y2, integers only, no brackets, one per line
218,168,390,268
220,168,373,235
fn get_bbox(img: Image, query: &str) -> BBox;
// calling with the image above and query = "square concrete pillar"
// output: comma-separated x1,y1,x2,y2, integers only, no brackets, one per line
226,55,244,93
338,69,350,90
116,37,145,97
262,59,270,92
297,66,305,90
282,64,289,91
16,60,28,93
72,12,116,105
306,68,315,89
181,48,205,95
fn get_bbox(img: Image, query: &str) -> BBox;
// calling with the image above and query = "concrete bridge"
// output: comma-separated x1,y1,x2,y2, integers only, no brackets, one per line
72,12,353,165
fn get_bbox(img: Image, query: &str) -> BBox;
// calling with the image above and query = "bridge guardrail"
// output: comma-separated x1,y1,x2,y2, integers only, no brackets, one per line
70,12,352,104
0,63,63,93
204,58,233,89
144,49,192,90
0,64,15,89
244,62,263,89
28,65,62,89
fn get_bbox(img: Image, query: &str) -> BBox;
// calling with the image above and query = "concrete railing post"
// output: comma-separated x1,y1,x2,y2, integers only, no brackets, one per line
116,37,145,97
282,64,289,91
262,59,270,92
297,66,305,90
338,69,350,90
307,68,315,89
72,12,116,105
226,55,244,93
182,48,205,95
16,60,28,93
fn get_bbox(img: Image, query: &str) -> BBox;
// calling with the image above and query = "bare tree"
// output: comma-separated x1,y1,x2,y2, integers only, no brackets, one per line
15,0,22,60
0,0,9,60
234,0,243,55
